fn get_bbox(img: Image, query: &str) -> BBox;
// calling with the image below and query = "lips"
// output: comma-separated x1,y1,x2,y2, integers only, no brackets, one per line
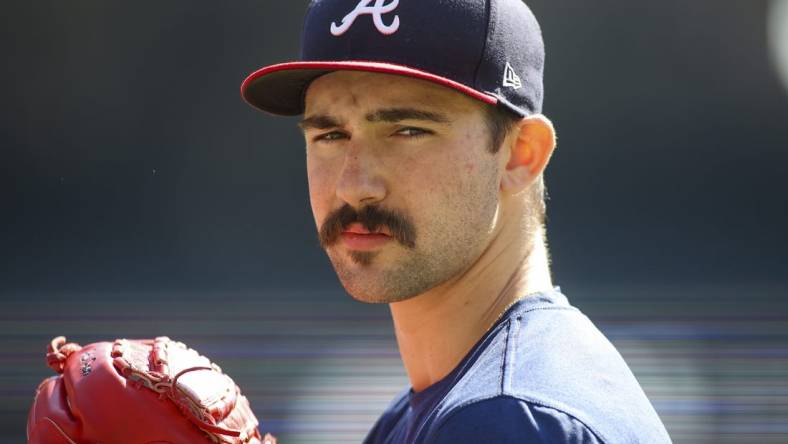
319,204,416,250
340,223,392,250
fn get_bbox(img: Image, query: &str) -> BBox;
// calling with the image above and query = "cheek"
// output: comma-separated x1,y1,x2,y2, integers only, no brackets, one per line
395,139,494,219
410,137,492,193
431,145,499,228
306,153,337,226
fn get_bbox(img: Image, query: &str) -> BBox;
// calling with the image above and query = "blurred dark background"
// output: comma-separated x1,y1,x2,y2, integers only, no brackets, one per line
2,1,787,442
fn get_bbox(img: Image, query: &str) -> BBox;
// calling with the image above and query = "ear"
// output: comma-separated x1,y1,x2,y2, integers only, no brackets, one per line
500,114,556,195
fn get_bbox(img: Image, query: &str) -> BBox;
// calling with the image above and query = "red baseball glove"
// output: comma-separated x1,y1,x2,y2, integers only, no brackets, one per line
28,336,277,444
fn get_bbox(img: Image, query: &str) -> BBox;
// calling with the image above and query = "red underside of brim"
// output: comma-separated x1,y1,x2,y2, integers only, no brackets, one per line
240,60,498,110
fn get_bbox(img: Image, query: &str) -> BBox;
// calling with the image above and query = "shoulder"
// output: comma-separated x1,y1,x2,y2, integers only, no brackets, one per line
500,304,672,442
435,295,672,442
425,396,604,444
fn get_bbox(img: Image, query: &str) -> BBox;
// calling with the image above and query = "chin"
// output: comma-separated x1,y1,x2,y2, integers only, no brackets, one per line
336,275,408,304
326,247,447,304
335,271,423,305
346,289,395,304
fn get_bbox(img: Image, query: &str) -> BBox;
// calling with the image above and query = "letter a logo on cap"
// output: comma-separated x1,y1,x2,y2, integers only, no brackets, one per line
503,62,522,90
330,0,401,36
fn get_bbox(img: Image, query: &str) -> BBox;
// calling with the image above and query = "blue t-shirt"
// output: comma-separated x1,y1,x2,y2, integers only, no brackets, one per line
363,288,672,443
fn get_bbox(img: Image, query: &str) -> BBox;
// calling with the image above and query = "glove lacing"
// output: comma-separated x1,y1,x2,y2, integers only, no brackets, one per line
46,336,82,374
171,366,244,438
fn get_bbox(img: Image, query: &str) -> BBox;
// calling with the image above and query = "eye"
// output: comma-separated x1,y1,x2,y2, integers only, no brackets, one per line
313,131,348,143
393,127,433,138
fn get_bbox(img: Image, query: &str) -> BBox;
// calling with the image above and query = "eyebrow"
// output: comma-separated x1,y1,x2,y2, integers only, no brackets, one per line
298,115,343,131
365,108,451,124
298,107,451,131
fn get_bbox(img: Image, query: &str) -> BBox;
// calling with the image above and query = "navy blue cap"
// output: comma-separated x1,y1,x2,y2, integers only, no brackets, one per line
241,0,545,117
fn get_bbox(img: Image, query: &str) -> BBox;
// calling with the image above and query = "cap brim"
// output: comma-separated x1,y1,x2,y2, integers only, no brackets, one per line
240,61,498,116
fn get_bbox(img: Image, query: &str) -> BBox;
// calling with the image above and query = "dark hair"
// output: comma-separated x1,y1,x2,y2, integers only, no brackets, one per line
483,105,547,227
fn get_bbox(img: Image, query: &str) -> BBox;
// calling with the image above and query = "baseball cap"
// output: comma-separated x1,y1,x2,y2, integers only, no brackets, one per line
241,0,545,117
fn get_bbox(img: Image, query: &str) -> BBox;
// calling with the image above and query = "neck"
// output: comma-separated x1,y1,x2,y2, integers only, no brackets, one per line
389,222,553,392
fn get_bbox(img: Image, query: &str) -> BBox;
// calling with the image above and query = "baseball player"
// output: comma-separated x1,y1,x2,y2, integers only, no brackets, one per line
242,0,672,442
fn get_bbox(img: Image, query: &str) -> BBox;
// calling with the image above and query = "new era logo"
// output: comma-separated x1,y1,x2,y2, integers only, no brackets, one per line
503,63,522,90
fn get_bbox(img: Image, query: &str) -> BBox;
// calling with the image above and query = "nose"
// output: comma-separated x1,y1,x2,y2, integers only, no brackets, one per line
335,145,387,208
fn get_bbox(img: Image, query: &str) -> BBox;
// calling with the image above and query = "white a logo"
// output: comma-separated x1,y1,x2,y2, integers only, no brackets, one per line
330,0,400,36
503,62,522,90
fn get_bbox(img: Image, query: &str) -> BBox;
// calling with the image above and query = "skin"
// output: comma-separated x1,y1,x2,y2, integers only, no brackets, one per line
302,71,557,392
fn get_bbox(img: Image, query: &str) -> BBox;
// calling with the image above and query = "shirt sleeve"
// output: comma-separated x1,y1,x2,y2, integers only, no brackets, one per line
427,397,605,444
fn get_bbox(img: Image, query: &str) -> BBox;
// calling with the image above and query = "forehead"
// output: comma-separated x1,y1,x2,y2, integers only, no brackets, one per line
304,71,484,117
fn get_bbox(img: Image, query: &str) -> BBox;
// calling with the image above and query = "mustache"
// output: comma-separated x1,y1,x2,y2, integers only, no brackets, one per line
319,204,416,249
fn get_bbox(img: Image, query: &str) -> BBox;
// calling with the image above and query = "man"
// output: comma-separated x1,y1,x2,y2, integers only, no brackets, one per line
241,0,672,442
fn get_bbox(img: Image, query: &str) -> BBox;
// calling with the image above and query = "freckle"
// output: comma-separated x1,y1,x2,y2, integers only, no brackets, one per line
465,163,474,173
